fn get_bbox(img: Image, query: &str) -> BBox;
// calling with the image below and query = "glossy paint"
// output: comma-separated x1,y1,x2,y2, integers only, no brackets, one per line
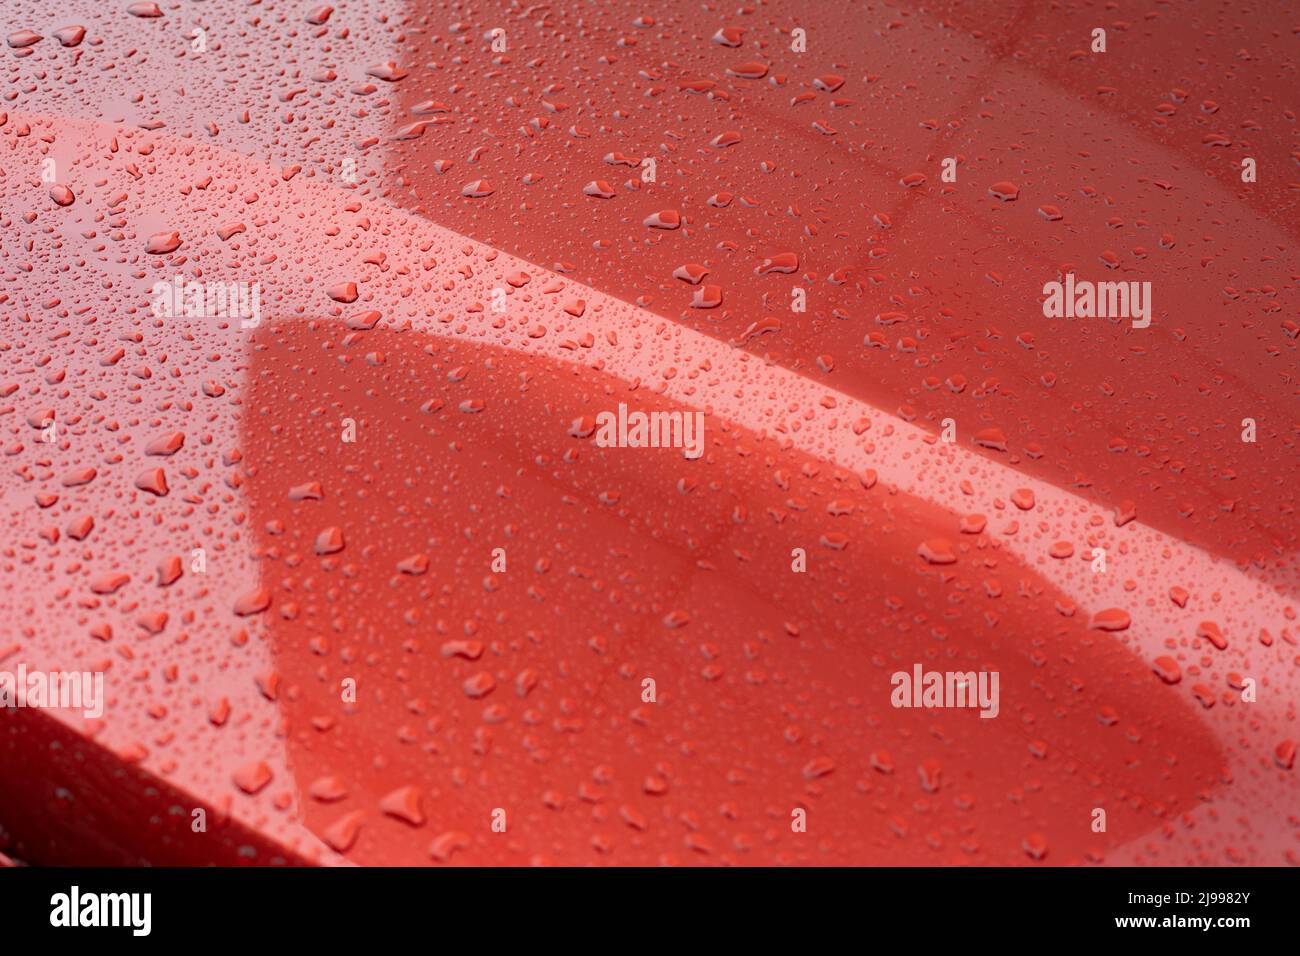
0,1,1295,866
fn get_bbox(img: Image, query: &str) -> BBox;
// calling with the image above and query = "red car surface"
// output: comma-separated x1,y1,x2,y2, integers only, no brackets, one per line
0,0,1296,867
